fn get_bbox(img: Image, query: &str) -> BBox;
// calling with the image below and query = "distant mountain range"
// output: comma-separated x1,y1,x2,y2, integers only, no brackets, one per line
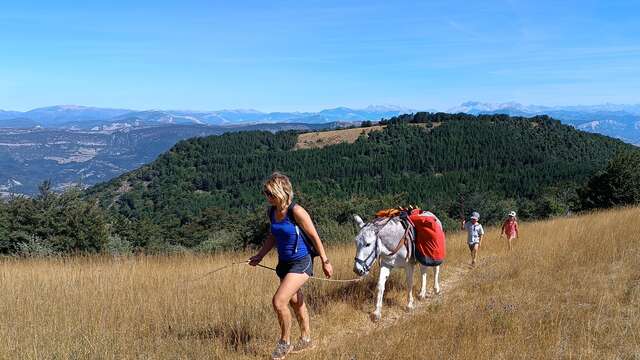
1,102,639,145
0,105,416,129
448,101,640,115
447,101,640,145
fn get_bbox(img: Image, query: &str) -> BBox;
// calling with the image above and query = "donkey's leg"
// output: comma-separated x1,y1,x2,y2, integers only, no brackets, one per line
418,264,429,299
372,265,391,321
406,264,415,310
433,265,441,295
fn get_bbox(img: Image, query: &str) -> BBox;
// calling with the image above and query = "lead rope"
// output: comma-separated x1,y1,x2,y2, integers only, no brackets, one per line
184,261,250,283
187,260,366,284
255,263,365,283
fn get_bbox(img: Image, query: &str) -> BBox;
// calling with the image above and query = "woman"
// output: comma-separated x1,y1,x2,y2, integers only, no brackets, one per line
249,172,333,360
501,211,519,251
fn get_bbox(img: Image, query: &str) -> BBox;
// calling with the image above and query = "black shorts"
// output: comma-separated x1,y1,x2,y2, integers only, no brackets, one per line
276,255,313,279
468,242,479,251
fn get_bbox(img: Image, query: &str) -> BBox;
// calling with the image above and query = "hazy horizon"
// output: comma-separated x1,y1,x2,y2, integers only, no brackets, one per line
3,100,640,115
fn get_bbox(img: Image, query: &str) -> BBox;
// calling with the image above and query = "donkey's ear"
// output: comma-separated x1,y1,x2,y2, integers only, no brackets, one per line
353,215,365,228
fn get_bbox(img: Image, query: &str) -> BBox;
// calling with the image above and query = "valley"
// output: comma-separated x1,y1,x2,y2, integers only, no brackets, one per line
0,123,345,195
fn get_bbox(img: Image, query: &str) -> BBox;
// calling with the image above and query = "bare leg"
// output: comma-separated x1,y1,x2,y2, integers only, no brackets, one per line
418,264,428,299
471,243,479,266
289,289,310,339
372,265,391,321
272,273,309,343
508,236,513,251
406,264,415,310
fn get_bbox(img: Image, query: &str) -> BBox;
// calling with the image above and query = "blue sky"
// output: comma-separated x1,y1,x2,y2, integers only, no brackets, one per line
1,0,639,111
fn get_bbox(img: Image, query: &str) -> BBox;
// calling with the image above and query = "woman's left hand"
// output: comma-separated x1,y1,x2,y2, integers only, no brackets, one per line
322,261,333,278
248,254,263,266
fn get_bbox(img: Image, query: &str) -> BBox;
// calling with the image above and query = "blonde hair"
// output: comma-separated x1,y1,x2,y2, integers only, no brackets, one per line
263,172,294,210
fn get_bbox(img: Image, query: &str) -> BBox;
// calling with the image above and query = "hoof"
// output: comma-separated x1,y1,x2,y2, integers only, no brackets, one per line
418,293,427,300
370,312,381,322
406,303,416,311
434,288,441,296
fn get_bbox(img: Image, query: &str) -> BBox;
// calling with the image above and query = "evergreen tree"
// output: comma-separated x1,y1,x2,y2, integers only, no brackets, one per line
0,202,9,252
1,185,110,255
580,150,640,209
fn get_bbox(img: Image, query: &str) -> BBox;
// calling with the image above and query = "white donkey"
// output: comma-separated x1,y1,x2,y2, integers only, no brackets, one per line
353,215,441,321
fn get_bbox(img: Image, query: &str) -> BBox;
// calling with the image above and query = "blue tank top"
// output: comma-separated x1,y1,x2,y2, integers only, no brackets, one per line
270,207,309,262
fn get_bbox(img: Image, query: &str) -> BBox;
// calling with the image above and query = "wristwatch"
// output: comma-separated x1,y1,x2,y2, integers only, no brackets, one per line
322,258,330,265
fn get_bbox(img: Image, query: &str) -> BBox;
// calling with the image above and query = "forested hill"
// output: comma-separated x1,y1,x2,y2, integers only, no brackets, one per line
87,113,632,251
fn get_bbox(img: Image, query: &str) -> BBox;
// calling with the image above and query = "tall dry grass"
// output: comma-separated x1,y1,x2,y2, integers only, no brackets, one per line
1,207,638,359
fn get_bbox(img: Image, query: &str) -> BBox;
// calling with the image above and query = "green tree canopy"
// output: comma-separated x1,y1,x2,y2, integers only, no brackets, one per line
580,149,640,209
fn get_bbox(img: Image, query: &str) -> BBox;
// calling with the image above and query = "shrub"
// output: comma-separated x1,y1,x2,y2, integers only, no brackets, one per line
197,230,242,253
104,235,133,256
17,236,56,257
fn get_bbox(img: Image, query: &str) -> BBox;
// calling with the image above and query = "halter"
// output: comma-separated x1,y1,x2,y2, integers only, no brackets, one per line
354,218,390,274
354,217,415,274
354,233,380,274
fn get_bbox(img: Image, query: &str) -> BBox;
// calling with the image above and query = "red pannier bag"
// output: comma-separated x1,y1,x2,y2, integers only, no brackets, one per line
409,209,446,265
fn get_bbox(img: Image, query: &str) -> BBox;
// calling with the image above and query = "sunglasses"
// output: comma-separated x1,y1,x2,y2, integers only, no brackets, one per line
263,189,274,197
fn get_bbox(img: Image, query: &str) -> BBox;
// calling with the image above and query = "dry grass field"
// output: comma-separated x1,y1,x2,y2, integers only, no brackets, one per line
294,125,386,150
294,123,439,150
1,207,639,359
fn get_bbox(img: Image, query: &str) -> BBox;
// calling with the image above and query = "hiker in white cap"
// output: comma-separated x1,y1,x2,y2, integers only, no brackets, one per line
461,212,484,266
501,211,519,251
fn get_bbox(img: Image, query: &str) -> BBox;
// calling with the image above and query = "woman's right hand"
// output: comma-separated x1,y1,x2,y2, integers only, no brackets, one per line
248,254,263,266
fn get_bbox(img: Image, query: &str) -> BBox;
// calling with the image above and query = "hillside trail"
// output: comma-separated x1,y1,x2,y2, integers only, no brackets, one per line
311,255,498,356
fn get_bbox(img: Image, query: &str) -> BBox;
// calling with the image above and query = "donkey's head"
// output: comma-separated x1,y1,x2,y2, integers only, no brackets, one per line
353,215,379,276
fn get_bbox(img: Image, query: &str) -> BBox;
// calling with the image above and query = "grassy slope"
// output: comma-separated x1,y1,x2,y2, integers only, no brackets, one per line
294,125,386,149
314,207,640,359
0,207,638,359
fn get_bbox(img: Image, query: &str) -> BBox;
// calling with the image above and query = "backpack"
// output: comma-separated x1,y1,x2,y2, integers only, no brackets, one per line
409,210,446,262
269,202,320,258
